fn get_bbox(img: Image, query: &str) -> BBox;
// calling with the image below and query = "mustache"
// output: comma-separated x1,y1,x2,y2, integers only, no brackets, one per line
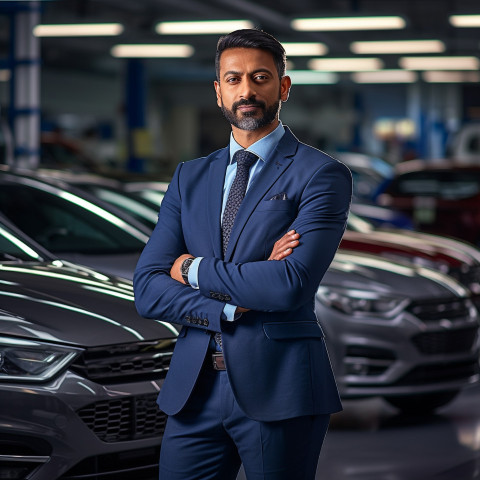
232,98,266,112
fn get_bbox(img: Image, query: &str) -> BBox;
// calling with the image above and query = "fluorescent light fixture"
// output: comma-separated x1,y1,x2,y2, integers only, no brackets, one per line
288,70,338,84
33,23,123,37
0,69,10,82
156,20,253,34
352,70,418,83
292,16,405,31
422,71,480,83
308,57,383,72
351,40,445,54
449,14,480,27
399,56,480,70
111,44,194,58
283,42,328,56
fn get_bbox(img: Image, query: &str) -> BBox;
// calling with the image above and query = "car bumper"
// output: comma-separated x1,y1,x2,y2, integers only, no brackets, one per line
0,371,165,480
318,299,480,399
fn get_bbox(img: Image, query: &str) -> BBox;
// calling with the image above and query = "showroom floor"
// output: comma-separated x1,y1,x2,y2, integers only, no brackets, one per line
236,385,480,480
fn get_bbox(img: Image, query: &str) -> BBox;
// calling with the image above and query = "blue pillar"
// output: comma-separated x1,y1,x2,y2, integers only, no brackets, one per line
125,58,147,172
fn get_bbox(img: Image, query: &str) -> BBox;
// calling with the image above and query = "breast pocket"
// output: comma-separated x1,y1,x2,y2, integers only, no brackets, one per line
255,199,296,212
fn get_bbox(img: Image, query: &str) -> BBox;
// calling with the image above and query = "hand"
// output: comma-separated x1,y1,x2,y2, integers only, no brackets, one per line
170,254,194,284
268,230,300,261
236,306,250,313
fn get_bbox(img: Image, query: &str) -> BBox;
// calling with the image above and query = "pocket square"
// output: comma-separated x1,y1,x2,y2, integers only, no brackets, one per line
268,192,288,200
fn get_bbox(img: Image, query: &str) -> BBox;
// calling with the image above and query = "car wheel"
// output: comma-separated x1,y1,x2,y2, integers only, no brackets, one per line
384,391,459,414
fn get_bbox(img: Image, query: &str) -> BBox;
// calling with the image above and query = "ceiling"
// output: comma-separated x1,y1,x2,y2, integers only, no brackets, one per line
2,0,480,82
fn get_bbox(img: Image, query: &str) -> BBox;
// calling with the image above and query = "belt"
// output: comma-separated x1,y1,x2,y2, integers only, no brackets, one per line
211,352,226,371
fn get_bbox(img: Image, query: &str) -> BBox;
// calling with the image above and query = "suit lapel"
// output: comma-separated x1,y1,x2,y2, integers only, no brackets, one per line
207,148,229,259
224,128,299,261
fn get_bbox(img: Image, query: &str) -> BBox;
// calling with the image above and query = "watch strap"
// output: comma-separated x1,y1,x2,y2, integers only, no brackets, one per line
181,257,194,286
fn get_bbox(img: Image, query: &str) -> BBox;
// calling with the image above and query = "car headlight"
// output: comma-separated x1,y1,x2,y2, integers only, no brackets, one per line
317,286,409,317
0,337,81,382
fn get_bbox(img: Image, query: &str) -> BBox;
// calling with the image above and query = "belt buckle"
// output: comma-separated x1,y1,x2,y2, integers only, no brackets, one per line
212,353,226,371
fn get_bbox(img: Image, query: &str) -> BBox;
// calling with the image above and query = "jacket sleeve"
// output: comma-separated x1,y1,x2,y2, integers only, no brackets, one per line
133,163,225,332
197,160,352,312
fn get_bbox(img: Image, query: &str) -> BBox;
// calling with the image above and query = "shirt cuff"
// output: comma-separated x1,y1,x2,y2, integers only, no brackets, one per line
187,257,203,289
223,303,238,322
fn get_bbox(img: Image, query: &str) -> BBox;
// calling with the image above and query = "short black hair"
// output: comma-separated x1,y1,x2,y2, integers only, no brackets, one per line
215,28,286,81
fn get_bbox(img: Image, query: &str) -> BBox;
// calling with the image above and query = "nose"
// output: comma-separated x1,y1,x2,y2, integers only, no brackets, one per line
240,77,256,99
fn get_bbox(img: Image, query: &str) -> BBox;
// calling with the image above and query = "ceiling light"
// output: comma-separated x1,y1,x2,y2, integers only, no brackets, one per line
288,70,338,84
351,40,445,54
399,56,480,70
449,15,480,27
283,42,328,56
292,16,405,31
0,69,10,82
422,71,480,83
156,20,253,35
33,23,124,37
308,58,383,72
352,70,418,83
111,44,194,58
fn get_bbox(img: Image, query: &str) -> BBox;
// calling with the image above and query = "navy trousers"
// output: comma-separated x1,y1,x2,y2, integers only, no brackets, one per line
159,363,330,480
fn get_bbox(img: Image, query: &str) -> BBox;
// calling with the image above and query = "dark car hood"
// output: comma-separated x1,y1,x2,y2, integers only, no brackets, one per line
0,261,178,346
342,228,480,268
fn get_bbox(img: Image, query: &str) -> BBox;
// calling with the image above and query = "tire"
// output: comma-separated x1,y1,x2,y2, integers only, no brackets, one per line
384,391,460,414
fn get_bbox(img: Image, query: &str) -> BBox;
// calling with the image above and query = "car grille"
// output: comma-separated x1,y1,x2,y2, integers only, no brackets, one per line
407,297,472,323
70,339,175,384
77,393,166,443
60,446,160,479
393,358,479,386
412,326,479,355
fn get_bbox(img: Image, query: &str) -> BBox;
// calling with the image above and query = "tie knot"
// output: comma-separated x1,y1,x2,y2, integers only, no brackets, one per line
233,150,257,169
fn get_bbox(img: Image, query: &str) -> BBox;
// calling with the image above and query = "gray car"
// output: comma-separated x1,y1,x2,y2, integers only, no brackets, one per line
0,217,177,479
321,251,480,412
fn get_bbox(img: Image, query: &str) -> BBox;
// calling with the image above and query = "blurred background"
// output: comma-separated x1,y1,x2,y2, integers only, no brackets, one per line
0,0,479,178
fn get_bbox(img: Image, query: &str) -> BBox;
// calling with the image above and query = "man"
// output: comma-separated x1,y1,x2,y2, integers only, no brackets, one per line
134,28,352,480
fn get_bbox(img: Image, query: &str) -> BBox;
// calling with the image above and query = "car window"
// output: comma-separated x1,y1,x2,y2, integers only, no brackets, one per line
391,171,480,200
78,184,158,228
0,184,146,254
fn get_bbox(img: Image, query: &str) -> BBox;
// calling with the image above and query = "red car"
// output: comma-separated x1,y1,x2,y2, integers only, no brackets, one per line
343,213,480,298
376,160,480,246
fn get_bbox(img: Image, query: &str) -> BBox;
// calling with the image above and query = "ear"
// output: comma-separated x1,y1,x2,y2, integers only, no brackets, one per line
214,80,222,108
280,75,292,102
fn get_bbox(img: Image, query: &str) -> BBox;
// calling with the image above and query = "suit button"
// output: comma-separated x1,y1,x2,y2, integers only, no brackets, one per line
224,295,232,302
185,315,192,323
203,319,209,326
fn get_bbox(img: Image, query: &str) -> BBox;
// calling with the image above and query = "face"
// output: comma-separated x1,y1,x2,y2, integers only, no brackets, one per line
214,48,291,132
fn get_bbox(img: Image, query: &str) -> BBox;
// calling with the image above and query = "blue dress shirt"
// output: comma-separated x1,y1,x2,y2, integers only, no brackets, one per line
189,122,285,320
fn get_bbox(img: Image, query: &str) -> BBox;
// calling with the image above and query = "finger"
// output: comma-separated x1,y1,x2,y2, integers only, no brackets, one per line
277,247,293,260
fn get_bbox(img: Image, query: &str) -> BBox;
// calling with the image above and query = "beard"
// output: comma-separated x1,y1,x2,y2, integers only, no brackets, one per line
220,95,282,131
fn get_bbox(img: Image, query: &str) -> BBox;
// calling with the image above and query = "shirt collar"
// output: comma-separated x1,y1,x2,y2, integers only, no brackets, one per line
229,122,285,164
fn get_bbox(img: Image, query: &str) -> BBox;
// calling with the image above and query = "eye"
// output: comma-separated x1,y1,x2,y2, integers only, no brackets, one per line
225,76,240,84
254,74,269,81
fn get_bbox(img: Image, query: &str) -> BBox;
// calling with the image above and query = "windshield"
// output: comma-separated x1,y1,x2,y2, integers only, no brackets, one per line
0,182,148,255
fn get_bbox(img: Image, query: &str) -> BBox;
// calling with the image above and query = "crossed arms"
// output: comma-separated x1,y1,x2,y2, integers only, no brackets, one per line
133,159,352,330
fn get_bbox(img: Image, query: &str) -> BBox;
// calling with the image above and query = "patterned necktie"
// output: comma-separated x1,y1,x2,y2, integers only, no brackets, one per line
215,150,257,352
221,150,258,257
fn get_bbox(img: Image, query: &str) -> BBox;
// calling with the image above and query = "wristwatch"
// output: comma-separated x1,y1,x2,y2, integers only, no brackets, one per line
181,257,194,286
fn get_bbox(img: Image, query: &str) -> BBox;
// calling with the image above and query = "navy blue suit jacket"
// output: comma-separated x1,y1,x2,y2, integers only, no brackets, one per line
134,127,352,421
